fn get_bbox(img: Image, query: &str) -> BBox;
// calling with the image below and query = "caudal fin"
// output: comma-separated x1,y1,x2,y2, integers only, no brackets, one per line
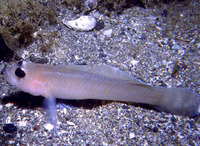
155,88,200,117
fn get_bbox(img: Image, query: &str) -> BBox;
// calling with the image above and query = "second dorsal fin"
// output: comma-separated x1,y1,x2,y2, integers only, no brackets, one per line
88,64,148,85
56,64,150,86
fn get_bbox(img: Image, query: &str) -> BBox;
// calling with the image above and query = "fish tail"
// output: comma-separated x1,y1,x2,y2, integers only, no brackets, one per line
155,88,200,117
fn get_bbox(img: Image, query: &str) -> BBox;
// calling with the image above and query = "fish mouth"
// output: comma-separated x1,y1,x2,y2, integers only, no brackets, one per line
2,66,14,84
1,64,7,75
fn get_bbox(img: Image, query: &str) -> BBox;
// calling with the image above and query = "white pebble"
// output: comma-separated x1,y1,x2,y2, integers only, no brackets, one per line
5,115,12,123
63,15,96,31
18,120,27,127
129,132,136,139
67,121,75,126
5,103,14,107
8,140,15,144
103,29,113,37
74,55,80,60
195,42,200,48
130,59,139,66
172,44,180,50
44,123,54,131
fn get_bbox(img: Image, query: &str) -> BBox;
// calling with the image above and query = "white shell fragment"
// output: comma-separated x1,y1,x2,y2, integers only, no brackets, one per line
63,15,96,31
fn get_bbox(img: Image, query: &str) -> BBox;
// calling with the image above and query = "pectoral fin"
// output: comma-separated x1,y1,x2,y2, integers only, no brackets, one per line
43,97,57,131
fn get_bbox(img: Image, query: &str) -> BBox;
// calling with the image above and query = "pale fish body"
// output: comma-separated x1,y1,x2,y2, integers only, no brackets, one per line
3,61,200,127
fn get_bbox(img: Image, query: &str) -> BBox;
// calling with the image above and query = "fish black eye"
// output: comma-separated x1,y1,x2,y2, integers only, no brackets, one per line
15,67,26,78
17,61,23,67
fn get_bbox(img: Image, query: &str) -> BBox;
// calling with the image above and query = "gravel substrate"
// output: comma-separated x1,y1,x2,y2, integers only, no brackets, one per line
0,0,199,145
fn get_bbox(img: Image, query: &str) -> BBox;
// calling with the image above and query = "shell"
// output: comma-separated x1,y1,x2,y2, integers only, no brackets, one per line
62,15,96,31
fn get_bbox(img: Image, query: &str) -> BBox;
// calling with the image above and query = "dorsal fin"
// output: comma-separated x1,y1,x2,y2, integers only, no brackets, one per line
88,64,149,85
56,64,151,86
55,65,90,72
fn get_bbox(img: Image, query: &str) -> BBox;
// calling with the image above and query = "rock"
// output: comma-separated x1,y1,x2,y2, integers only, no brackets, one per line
94,20,105,30
3,124,17,133
62,15,96,31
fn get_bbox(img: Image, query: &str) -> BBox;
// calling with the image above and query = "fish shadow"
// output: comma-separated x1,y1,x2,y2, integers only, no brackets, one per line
1,91,156,111
2,92,44,109
1,91,109,110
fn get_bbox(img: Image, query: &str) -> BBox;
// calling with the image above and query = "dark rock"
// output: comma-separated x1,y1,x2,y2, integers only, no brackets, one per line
152,126,158,133
3,124,17,133
94,20,105,31
170,116,177,123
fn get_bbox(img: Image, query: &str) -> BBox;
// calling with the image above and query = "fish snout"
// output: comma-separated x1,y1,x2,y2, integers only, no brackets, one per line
1,64,7,75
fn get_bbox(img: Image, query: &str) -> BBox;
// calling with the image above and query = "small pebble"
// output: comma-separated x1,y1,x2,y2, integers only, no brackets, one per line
94,20,105,31
195,42,200,48
18,120,27,127
130,59,139,66
99,52,107,58
103,29,112,37
140,33,147,39
120,28,125,35
122,105,130,109
159,81,167,87
44,123,54,131
67,121,75,126
84,0,97,10
161,9,167,17
33,125,40,131
167,39,174,47
152,126,158,133
5,103,14,107
99,6,107,14
170,116,177,122
172,44,181,50
187,121,196,129
180,62,187,69
129,132,135,139
8,140,16,144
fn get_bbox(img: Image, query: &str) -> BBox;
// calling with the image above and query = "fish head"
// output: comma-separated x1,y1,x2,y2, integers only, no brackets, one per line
3,61,46,96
